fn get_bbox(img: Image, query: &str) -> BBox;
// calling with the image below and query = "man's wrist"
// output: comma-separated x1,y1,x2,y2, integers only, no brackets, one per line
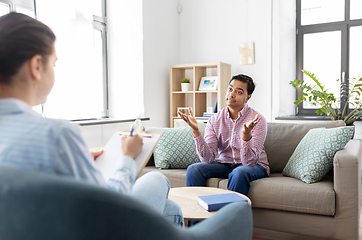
242,133,252,141
193,129,201,138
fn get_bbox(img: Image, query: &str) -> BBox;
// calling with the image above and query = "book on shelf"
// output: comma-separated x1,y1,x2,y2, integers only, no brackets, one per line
213,97,218,113
203,112,215,118
198,193,248,212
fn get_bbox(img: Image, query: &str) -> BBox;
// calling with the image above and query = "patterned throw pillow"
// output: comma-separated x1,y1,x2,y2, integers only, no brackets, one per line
282,126,354,184
147,127,200,169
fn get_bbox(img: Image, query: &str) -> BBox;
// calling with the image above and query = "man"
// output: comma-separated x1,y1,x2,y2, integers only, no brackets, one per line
178,74,269,195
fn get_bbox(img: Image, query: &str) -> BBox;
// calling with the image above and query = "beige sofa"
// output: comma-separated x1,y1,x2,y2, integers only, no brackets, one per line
141,120,361,239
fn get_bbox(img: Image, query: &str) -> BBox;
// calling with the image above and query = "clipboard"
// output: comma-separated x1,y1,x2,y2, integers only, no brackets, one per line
94,129,163,180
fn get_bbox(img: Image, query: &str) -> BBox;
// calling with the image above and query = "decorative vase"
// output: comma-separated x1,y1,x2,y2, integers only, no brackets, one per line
181,83,190,92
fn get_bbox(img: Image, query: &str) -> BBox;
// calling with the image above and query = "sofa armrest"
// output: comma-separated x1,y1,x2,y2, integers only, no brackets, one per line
333,139,361,238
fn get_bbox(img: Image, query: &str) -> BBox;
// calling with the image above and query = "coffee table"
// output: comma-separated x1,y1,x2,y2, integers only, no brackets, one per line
168,187,251,227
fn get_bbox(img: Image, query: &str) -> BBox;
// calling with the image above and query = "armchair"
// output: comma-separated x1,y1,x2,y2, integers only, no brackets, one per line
0,167,253,240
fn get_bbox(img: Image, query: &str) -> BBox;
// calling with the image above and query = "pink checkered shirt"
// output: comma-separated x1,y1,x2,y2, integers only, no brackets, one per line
194,104,270,175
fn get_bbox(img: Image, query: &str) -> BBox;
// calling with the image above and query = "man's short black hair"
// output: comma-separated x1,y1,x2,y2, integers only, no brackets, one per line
229,74,255,95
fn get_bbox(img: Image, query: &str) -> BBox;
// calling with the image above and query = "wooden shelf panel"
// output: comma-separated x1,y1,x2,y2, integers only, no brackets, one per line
172,91,218,94
172,91,193,94
195,90,218,93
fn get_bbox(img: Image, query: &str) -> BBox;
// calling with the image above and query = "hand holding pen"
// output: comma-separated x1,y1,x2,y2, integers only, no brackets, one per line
121,127,143,159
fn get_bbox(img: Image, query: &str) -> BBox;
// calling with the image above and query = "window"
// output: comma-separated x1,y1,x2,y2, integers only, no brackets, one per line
296,0,362,116
0,0,35,18
0,0,34,18
92,0,108,118
14,4,34,18
0,0,108,121
36,0,108,120
0,2,9,16
0,0,37,110
1,0,145,121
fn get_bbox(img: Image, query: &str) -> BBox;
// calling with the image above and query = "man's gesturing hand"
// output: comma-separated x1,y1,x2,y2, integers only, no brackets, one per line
178,108,201,137
242,114,259,141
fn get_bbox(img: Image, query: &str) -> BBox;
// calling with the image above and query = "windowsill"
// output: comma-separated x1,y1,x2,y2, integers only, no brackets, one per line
275,115,331,121
72,117,150,126
276,115,362,123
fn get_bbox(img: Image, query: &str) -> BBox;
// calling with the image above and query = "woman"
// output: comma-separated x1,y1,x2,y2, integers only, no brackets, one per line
0,12,183,227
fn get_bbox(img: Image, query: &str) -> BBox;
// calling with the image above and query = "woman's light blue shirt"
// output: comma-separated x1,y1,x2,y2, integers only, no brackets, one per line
0,98,137,194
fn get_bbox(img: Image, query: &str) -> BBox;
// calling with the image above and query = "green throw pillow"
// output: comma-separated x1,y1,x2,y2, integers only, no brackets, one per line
147,127,200,169
282,126,354,184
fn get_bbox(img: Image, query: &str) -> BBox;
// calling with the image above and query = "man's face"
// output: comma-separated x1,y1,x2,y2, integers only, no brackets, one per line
225,80,251,111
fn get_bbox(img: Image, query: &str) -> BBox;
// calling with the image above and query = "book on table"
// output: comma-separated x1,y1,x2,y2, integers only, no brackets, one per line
198,193,248,212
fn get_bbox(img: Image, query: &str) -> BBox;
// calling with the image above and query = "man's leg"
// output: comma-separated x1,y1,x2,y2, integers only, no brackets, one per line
186,160,232,187
131,172,184,227
228,164,267,195
187,160,232,226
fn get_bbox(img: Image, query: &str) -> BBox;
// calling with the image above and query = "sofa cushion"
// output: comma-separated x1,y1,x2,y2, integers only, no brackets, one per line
282,126,354,184
249,173,335,216
265,120,345,173
147,127,200,169
256,173,335,215
216,173,335,216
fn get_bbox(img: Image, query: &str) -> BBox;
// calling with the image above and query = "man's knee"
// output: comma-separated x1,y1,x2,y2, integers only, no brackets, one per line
230,166,251,180
188,162,211,177
187,163,201,174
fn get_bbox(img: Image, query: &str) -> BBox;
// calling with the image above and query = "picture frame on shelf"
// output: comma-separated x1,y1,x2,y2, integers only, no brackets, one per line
177,107,191,117
199,76,218,91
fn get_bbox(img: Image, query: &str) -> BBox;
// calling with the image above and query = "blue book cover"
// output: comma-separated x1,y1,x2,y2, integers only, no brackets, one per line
213,97,218,113
198,193,248,212
203,113,215,117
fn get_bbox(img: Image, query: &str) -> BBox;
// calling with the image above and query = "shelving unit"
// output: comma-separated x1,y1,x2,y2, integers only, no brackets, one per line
170,62,231,128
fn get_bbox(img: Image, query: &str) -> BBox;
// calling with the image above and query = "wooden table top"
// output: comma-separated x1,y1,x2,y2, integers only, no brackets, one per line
168,187,251,221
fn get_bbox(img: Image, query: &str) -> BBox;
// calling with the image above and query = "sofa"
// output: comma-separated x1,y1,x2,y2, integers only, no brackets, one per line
0,166,254,240
141,120,361,240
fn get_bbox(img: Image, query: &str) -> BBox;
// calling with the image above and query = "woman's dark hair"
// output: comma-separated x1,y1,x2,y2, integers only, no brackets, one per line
229,74,255,95
0,12,56,84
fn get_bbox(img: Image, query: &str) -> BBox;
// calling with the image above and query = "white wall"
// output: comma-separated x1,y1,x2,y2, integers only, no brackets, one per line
178,0,295,122
143,0,180,127
107,0,144,120
81,0,298,148
82,0,180,149
272,0,296,119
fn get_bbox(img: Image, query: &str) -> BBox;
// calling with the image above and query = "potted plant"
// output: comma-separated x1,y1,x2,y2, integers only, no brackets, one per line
181,78,190,92
290,70,362,126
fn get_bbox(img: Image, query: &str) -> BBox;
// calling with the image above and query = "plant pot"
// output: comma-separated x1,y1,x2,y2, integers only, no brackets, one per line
181,83,190,92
